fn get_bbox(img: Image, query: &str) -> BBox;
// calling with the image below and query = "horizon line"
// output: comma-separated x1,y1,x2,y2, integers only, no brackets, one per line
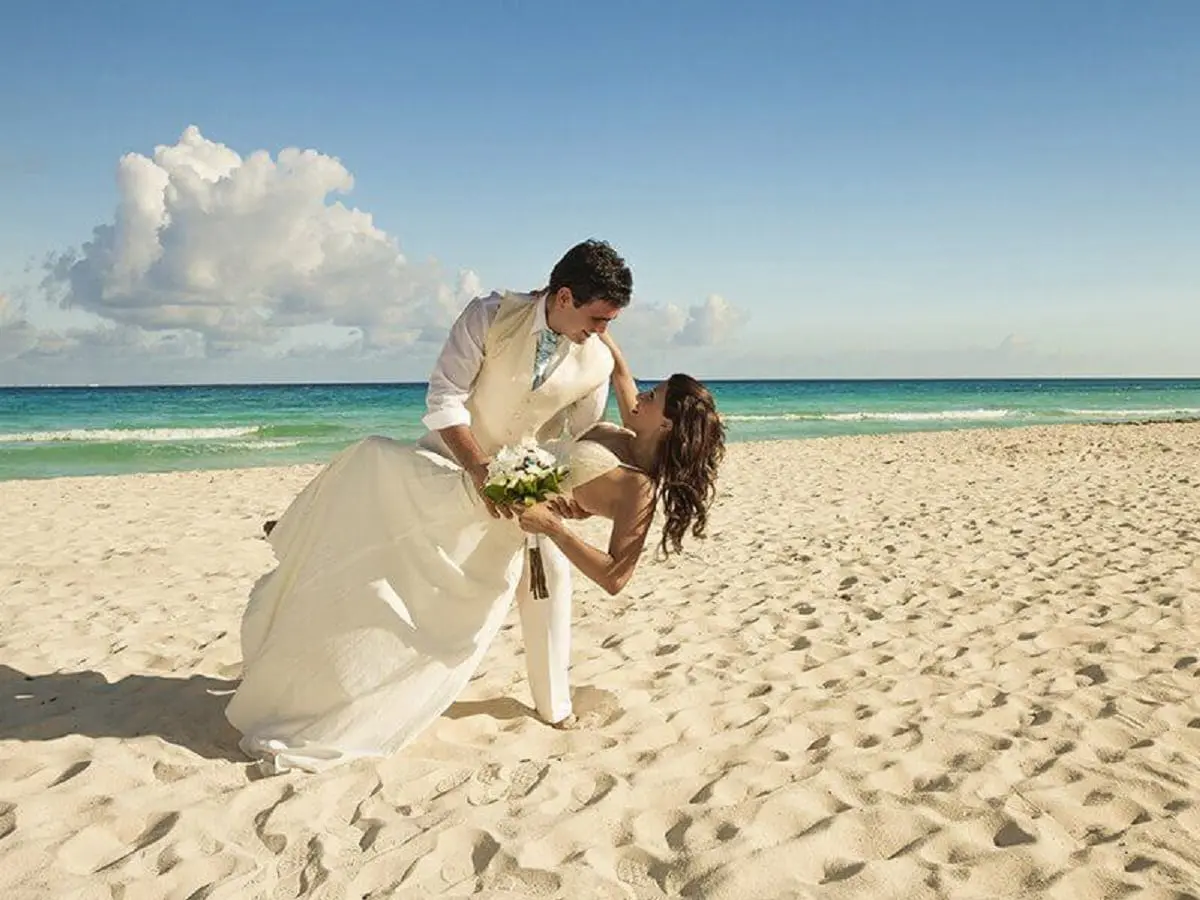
3,375,1200,390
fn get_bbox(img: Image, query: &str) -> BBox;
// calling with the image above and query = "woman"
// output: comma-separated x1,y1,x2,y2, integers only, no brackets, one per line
513,333,726,591
225,335,725,773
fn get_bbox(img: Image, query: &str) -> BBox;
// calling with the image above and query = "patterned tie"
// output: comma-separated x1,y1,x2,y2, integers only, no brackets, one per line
532,329,559,389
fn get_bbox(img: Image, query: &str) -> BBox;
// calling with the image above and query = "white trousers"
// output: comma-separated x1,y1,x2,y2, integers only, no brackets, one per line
516,537,573,723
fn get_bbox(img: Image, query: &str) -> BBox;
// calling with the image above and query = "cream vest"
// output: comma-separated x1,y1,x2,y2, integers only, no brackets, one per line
422,292,613,457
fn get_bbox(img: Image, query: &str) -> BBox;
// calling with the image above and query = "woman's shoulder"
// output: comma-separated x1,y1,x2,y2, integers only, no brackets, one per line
568,442,652,495
572,424,638,469
565,436,622,470
559,433,636,489
580,421,629,440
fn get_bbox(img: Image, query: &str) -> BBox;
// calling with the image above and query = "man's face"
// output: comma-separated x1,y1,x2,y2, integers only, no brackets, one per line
549,289,622,343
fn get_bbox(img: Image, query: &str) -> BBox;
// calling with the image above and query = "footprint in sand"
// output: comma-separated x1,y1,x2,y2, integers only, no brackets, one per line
467,763,511,807
615,849,670,893
152,761,191,784
821,860,866,884
0,801,15,841
568,772,617,812
432,767,473,799
353,816,386,852
569,686,623,728
505,760,549,800
493,866,562,897
664,813,693,851
1028,707,1052,727
993,820,1037,848
49,759,91,788
465,759,550,807
94,812,183,873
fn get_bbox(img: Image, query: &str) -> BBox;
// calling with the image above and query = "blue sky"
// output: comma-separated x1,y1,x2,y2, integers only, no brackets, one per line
2,0,1197,383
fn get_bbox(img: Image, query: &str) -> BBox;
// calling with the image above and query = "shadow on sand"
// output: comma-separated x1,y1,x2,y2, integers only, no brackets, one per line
444,696,540,723
0,664,246,762
1,667,620,764
446,685,620,728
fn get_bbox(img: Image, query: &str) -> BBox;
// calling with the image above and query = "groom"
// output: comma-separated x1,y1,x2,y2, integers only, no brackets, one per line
417,239,632,727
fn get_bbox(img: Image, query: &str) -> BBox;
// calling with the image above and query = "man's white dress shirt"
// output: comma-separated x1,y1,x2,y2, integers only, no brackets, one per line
422,291,607,437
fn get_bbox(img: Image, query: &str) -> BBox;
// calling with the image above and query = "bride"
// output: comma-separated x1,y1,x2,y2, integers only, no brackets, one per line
225,334,726,772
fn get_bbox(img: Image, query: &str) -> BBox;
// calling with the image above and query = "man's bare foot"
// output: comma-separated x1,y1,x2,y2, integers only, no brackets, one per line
549,713,579,730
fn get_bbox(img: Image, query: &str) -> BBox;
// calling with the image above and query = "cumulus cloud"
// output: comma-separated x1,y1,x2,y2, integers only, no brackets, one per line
619,293,746,348
673,294,747,346
39,126,478,356
8,126,746,383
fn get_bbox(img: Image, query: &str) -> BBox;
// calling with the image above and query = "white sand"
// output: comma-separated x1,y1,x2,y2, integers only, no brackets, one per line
2,423,1199,899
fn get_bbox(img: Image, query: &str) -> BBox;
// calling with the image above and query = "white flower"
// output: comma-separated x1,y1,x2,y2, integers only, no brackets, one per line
483,439,569,497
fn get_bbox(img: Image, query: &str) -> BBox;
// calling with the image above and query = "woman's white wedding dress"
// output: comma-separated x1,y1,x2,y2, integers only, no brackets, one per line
224,434,621,773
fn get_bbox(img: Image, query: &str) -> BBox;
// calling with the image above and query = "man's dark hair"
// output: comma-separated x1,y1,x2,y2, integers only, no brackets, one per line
546,239,633,309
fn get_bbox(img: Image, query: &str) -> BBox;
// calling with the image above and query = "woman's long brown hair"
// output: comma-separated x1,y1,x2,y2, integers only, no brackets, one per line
651,374,726,557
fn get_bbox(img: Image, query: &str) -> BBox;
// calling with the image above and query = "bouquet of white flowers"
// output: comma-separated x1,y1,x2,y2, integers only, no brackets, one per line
483,439,570,599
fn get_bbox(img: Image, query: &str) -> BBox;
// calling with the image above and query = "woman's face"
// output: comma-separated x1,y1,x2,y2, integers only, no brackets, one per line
630,381,670,433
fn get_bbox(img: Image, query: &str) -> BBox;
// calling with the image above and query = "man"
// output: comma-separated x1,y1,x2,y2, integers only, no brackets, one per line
417,239,632,727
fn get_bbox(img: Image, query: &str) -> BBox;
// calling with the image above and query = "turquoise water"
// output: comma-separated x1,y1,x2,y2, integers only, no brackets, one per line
1,379,1198,481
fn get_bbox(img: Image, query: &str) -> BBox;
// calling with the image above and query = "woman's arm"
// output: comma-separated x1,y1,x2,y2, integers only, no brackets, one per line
599,332,638,429
518,470,655,596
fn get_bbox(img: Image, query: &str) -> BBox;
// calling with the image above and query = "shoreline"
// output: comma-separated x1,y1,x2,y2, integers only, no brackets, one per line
3,417,1199,486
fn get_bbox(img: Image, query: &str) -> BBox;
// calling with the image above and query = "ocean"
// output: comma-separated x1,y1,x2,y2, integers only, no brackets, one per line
1,379,1198,482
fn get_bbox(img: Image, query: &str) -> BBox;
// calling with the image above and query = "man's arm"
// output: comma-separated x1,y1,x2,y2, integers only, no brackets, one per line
438,425,491,489
422,293,495,433
423,292,510,517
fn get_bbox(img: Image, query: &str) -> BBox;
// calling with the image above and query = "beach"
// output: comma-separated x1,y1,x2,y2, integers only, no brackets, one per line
2,422,1199,898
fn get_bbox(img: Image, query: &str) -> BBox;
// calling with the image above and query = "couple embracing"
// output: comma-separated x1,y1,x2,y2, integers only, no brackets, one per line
225,240,726,773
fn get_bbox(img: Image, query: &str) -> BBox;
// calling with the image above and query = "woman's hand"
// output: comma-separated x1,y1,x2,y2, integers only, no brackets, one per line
547,493,591,520
516,502,564,536
598,331,621,355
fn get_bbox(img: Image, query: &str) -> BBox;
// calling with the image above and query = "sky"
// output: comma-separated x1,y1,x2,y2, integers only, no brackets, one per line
1,0,1197,384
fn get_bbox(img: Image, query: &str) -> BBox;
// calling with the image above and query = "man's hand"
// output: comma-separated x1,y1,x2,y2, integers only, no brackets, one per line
469,463,513,519
547,494,591,520
439,427,513,519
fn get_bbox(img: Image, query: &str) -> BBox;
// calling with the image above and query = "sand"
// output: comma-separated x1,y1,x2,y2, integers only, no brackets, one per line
2,422,1199,899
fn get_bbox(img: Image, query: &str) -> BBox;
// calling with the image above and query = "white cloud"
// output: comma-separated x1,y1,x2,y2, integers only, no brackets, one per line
7,126,747,383
618,293,747,349
673,294,747,346
618,301,688,346
39,126,478,357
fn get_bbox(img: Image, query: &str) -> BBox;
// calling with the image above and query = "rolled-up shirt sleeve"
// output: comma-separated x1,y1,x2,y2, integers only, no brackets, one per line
422,293,500,432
